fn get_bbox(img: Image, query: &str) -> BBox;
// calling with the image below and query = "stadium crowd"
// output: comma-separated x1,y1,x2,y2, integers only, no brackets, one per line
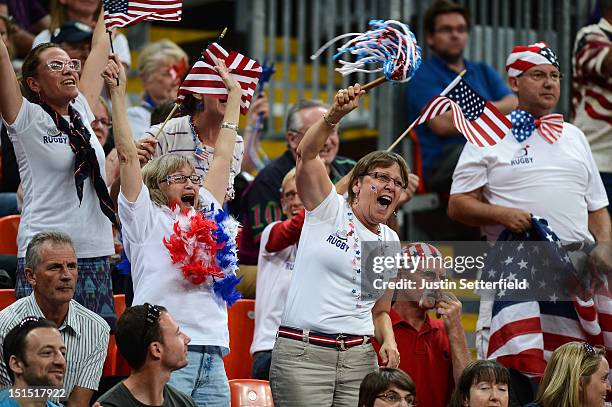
0,0,611,406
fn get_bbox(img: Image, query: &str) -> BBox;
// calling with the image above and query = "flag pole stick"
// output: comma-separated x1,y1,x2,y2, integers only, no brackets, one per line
152,27,228,140
107,31,119,86
386,70,466,152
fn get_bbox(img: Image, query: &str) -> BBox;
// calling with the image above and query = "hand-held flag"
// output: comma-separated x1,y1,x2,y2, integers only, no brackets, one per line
103,0,182,30
177,42,262,115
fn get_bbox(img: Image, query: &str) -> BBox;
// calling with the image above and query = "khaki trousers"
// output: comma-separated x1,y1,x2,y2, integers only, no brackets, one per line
269,336,378,407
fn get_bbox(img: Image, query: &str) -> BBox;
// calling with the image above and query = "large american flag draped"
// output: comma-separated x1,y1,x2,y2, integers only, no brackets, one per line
414,76,512,147
177,42,262,115
103,0,182,31
484,216,612,376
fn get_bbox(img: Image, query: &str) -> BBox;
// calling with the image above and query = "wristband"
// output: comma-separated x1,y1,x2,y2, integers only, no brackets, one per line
221,122,238,132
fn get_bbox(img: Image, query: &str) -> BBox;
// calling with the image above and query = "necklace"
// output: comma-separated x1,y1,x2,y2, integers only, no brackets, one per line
346,207,383,302
188,115,207,162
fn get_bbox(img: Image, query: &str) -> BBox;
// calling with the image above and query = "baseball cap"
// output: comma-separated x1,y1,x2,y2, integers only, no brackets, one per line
51,21,93,44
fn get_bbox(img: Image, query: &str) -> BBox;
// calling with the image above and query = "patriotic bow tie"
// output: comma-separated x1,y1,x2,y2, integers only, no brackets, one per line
510,110,564,143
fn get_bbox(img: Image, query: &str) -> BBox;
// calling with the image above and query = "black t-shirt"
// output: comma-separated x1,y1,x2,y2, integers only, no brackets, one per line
96,382,196,407
238,149,355,264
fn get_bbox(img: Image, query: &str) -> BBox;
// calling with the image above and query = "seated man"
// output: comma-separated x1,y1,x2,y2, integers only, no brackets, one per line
96,304,195,407
372,243,470,407
250,168,304,380
0,317,65,407
0,232,110,407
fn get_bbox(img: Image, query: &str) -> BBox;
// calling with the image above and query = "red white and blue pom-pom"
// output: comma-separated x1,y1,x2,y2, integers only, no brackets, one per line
163,204,242,306
311,19,421,83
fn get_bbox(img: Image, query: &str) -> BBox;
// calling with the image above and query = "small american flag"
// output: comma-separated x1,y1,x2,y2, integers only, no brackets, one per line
485,217,612,376
103,0,182,30
178,42,262,115
415,75,512,147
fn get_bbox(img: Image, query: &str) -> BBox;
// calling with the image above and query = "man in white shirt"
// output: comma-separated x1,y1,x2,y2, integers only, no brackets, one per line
250,168,304,380
0,232,110,407
448,42,611,358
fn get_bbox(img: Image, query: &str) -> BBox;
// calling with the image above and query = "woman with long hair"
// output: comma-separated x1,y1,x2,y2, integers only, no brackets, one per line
0,10,116,326
525,341,610,407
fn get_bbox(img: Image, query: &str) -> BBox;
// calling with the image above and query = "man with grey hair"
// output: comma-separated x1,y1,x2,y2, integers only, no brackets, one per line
239,99,356,265
0,231,110,407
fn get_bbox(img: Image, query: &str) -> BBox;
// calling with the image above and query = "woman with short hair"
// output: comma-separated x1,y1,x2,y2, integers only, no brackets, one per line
449,360,510,407
358,368,417,407
269,84,406,406
104,47,242,406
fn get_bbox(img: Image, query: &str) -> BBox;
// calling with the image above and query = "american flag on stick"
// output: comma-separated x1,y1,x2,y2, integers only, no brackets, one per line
103,0,182,31
415,74,512,147
387,71,512,151
177,42,262,115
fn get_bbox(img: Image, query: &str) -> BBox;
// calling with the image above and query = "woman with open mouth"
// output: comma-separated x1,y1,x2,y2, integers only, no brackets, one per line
269,83,410,406
0,11,117,328
103,51,242,406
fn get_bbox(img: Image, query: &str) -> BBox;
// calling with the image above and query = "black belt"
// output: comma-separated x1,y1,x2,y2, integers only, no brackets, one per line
278,326,370,351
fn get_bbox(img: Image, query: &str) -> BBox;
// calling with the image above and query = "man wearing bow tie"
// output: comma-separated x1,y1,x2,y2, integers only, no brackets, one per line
447,42,611,359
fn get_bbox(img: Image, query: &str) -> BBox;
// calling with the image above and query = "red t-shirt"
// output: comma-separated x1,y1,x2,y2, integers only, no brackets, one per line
372,308,454,407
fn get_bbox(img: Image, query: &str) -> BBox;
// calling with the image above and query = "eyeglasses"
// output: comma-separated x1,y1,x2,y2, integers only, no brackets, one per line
584,342,595,355
367,172,406,189
18,316,45,328
376,391,417,406
92,117,112,128
521,70,563,82
46,59,81,72
164,174,203,185
143,303,161,334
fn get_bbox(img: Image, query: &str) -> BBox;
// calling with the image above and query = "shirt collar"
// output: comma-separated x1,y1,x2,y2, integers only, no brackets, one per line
389,307,438,332
27,294,80,337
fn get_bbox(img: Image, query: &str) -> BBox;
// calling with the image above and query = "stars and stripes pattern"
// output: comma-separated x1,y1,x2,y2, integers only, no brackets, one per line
177,42,262,115
414,77,512,147
103,0,182,31
510,110,565,143
485,216,612,376
505,41,560,77
571,22,612,126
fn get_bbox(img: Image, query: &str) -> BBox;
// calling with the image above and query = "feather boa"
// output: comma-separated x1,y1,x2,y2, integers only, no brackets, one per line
163,204,242,306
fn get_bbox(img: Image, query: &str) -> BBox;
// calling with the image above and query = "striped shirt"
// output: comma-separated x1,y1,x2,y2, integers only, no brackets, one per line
146,115,244,201
571,18,612,172
0,294,110,396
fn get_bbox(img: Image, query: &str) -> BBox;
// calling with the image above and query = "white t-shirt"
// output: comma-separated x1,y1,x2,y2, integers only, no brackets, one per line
147,116,244,201
250,222,297,354
118,184,229,351
451,121,609,333
4,95,114,258
451,121,609,243
127,105,152,140
281,190,400,336
33,31,132,67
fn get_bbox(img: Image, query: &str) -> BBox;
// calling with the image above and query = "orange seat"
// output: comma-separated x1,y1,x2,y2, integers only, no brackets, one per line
223,299,255,380
114,294,126,320
0,289,16,311
0,215,20,255
229,379,274,407
102,335,117,377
